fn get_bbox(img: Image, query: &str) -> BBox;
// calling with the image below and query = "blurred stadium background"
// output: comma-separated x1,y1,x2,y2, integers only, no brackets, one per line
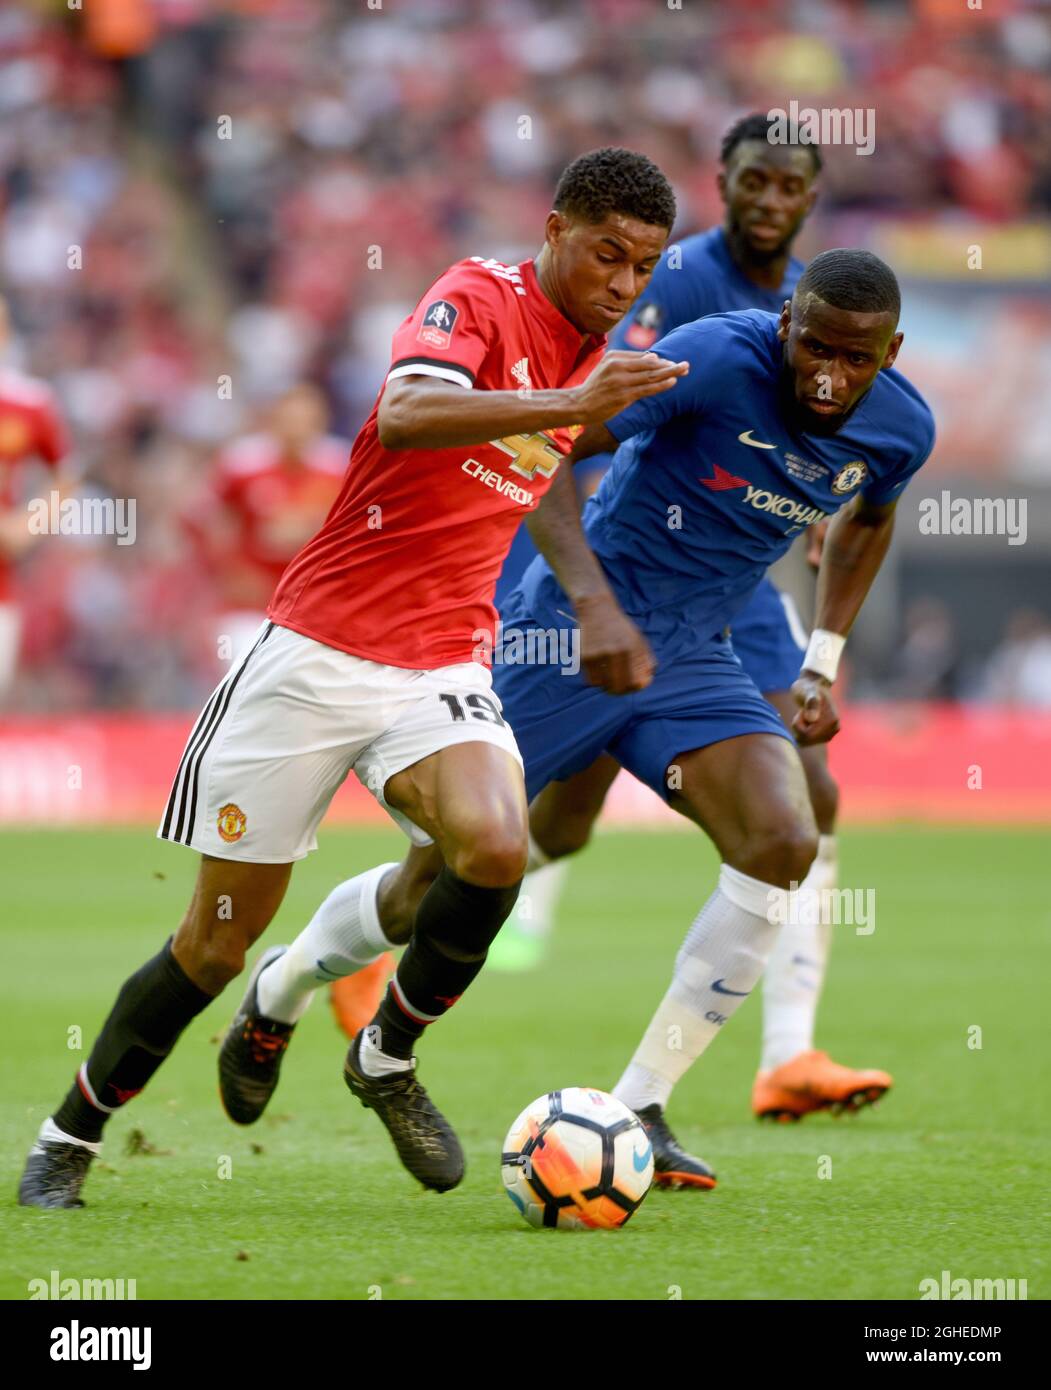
4,0,1051,1306
2,0,1050,825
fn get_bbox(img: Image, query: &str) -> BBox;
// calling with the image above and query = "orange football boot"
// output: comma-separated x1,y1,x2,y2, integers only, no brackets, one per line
329,955,395,1039
752,1049,892,1122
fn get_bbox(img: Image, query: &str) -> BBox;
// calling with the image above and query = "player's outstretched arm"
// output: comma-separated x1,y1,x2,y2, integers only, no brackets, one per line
526,437,655,696
377,352,687,451
792,495,897,745
813,495,897,635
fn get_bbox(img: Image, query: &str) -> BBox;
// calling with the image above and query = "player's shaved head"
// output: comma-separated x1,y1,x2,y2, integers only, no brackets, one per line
794,249,901,322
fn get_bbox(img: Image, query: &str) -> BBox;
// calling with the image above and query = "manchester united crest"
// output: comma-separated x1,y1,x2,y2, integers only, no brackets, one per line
217,803,247,843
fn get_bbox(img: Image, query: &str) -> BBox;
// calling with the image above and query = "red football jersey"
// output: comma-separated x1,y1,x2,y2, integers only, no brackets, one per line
206,433,349,605
269,257,605,669
0,369,70,601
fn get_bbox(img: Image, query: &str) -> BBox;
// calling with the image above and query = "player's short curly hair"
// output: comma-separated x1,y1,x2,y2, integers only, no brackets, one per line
721,112,823,176
795,248,901,319
553,148,676,229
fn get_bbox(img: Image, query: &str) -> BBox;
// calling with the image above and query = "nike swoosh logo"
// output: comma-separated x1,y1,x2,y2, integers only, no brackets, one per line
738,429,777,449
314,959,342,979
711,979,750,996
632,1141,653,1172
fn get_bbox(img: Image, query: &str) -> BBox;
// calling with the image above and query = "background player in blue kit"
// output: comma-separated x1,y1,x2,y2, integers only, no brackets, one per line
488,114,886,1126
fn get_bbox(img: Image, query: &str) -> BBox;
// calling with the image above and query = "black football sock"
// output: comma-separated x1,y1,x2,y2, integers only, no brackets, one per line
368,868,521,1061
53,938,214,1144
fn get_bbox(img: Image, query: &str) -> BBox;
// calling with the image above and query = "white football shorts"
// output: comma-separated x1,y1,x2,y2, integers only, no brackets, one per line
157,621,522,861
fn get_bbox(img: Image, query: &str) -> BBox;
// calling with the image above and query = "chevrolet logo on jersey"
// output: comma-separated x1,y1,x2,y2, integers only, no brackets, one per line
492,433,563,481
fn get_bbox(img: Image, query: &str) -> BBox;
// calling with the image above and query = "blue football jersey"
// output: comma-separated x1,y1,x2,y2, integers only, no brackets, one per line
613,226,803,351
496,227,804,600
517,309,935,659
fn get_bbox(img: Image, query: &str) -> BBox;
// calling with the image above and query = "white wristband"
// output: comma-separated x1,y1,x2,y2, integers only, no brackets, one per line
803,629,846,683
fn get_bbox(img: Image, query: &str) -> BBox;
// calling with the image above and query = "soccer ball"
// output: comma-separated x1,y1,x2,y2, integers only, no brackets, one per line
501,1087,654,1230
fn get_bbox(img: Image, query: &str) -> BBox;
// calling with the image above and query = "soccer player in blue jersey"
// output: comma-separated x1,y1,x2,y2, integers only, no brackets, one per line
249,247,934,1189
486,248,934,1181
485,113,889,1126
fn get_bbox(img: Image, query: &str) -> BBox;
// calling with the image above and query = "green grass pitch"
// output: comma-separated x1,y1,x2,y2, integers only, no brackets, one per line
2,825,1048,1301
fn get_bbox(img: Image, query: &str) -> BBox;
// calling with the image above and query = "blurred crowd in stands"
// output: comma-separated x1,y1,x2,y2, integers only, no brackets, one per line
2,0,1051,711
850,598,1051,706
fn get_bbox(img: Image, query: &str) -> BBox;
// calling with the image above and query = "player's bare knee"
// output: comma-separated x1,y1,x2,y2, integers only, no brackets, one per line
737,822,818,890
448,827,528,887
533,811,593,861
173,919,250,993
779,824,819,887
200,942,249,992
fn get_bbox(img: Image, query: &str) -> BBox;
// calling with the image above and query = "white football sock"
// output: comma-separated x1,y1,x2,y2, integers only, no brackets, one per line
613,864,782,1113
256,862,399,1025
759,834,837,1071
38,1117,102,1155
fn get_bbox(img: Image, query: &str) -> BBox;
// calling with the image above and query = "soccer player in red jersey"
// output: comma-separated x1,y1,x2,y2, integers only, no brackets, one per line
0,296,73,700
186,383,395,1024
20,148,689,1206
185,382,350,664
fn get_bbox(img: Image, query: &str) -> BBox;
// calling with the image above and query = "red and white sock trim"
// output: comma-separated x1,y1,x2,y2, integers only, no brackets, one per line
390,974,443,1025
76,1063,118,1114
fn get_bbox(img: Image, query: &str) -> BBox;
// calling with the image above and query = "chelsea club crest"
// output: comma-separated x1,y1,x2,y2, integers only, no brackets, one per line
831,460,869,495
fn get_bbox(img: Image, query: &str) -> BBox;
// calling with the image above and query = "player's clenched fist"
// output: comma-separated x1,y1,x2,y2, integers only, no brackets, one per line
570,351,689,424
791,673,841,746
575,592,655,695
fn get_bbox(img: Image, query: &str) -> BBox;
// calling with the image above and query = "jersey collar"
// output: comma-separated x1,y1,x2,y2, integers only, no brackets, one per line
520,258,607,356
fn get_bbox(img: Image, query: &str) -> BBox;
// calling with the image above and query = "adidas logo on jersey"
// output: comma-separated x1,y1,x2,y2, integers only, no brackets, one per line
470,256,527,296
511,358,531,391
